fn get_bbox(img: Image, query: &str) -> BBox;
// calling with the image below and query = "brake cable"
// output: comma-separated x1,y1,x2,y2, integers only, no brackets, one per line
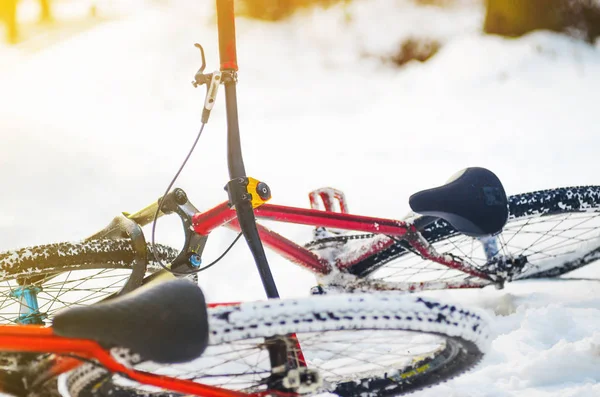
147,120,242,276
147,43,243,277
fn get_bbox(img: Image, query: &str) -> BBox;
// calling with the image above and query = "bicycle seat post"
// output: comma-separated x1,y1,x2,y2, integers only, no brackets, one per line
216,0,279,299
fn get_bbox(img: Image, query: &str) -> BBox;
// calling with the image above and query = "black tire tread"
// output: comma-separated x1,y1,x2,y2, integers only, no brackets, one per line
346,186,600,278
0,239,179,281
67,294,490,397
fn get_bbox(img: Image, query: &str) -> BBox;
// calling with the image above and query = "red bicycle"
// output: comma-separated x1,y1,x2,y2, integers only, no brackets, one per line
0,0,597,396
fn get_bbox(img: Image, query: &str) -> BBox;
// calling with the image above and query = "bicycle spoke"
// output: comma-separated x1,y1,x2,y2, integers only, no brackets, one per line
365,208,600,286
127,329,447,394
0,269,135,324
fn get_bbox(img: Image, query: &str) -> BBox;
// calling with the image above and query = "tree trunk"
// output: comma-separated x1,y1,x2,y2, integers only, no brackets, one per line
2,0,19,44
39,0,52,22
484,0,564,37
484,0,600,42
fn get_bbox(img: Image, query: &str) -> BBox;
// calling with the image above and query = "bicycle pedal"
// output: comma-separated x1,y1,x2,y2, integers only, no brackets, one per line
310,285,326,295
310,284,345,295
309,187,348,213
309,188,349,238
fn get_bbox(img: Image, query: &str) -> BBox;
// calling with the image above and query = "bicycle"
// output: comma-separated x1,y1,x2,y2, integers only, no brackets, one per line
2,175,598,323
0,0,598,395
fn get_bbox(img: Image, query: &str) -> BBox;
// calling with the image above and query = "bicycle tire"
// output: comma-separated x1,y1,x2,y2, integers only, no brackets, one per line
63,292,491,397
0,239,178,324
338,186,600,286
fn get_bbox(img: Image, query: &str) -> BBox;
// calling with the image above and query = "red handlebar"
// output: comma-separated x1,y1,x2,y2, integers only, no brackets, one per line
216,0,238,71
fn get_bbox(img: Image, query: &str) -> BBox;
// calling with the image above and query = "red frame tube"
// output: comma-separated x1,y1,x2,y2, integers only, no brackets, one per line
192,203,411,277
0,324,314,397
403,229,492,280
193,203,410,236
191,201,493,282
228,219,332,274
255,205,410,235
193,201,232,235
192,202,412,276
216,0,238,71
0,324,305,397
0,326,249,397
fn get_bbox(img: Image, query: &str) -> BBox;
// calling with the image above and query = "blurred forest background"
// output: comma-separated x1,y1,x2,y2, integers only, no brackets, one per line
1,0,599,49
237,0,600,45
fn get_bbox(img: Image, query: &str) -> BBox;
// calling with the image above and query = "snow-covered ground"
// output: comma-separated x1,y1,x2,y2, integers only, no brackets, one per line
1,0,599,395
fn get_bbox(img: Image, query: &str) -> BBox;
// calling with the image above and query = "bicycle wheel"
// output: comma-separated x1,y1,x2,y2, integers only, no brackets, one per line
63,292,491,397
332,186,600,288
0,239,178,324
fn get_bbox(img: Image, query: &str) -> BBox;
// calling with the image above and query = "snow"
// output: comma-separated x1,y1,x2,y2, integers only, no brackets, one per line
1,0,599,395
420,278,600,396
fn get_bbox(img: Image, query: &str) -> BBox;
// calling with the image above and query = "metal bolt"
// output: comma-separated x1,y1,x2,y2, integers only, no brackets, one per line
256,182,271,200
189,253,202,268
174,189,188,205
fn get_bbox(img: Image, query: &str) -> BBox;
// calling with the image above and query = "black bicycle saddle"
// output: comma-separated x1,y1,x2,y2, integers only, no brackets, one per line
409,167,508,237
53,278,209,364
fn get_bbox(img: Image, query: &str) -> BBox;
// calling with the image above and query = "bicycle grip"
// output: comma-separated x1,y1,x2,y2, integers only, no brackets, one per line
216,0,238,71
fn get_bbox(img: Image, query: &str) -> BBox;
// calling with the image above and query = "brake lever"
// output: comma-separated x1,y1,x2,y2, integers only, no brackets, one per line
192,43,207,85
192,43,222,123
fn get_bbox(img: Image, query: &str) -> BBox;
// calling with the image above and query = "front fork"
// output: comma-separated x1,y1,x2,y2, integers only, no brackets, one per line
12,285,45,325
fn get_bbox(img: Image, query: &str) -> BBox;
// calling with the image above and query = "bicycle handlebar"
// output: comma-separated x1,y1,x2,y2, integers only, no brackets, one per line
215,0,279,299
216,0,238,71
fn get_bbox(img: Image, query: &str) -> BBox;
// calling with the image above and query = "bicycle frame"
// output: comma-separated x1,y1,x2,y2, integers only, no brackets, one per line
0,315,273,397
191,200,494,287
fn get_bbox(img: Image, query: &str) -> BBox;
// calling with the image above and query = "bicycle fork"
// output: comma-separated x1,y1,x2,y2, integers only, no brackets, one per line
12,285,45,325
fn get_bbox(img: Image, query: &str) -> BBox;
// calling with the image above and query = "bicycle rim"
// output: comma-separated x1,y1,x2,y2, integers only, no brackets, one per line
343,186,600,287
0,239,178,324
64,293,490,397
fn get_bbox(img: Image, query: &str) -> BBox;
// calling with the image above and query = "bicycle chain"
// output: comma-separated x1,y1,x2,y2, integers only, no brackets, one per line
304,233,378,249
